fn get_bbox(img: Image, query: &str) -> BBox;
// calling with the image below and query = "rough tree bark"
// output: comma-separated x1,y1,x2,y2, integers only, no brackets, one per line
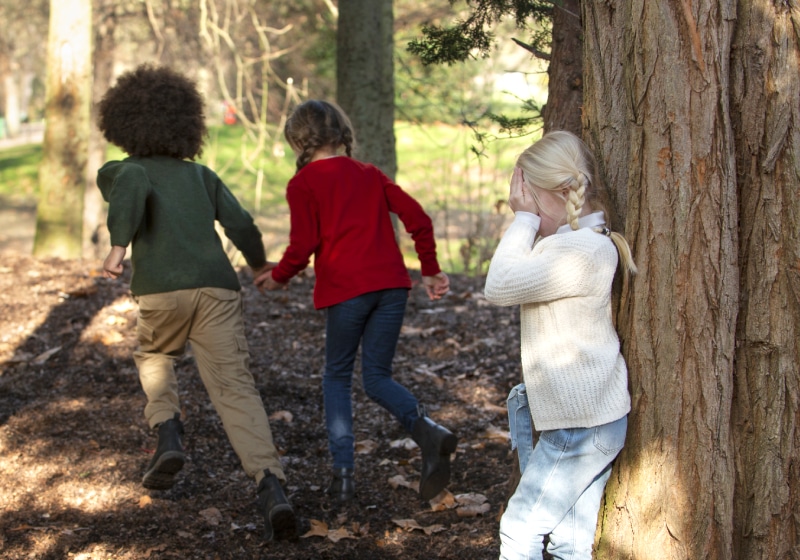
541,0,582,135
33,0,92,258
583,1,739,558
336,0,397,180
730,2,800,558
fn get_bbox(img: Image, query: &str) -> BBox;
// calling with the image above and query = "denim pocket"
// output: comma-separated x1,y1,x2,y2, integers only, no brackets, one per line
593,415,627,456
540,428,571,451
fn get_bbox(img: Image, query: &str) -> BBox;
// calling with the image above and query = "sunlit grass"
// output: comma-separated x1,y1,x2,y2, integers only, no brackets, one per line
0,143,42,202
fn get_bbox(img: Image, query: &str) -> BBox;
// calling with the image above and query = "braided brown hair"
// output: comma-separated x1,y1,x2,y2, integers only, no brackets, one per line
283,100,356,171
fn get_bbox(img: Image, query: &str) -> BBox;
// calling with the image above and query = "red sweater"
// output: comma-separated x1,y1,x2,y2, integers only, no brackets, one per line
271,157,442,309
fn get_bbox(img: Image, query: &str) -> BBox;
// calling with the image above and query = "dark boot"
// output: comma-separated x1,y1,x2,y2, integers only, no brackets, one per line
257,470,297,542
327,467,355,502
142,413,185,490
412,409,457,501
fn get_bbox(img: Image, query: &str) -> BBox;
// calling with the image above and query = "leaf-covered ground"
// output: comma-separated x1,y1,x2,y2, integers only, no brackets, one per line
0,254,523,559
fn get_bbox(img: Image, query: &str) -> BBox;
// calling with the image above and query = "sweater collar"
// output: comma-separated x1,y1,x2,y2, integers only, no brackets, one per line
555,211,606,234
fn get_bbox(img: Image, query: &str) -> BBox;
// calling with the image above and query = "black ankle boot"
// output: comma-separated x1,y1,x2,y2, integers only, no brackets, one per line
411,410,457,500
257,470,297,542
327,467,355,502
142,413,185,490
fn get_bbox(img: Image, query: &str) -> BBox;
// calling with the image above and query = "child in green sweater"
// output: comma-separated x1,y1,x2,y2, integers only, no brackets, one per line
97,64,296,542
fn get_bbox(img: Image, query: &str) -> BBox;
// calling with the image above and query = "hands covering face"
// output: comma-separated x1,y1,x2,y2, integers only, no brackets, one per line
508,167,539,215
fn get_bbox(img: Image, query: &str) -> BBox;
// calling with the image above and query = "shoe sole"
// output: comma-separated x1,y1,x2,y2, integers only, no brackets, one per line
268,504,297,541
419,433,458,501
142,451,185,490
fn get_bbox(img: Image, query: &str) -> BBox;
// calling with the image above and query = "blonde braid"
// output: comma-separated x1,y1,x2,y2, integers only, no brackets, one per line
593,226,639,275
565,173,588,230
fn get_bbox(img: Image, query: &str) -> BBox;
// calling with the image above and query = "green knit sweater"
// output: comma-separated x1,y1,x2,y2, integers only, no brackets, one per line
97,156,267,296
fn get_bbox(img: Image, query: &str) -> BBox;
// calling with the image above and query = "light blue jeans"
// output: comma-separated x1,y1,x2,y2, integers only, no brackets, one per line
500,383,627,560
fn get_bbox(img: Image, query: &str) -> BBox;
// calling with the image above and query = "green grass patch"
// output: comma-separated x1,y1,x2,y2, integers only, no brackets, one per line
0,144,42,203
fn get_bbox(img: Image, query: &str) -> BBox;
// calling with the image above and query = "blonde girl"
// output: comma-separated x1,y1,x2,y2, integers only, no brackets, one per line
484,130,636,559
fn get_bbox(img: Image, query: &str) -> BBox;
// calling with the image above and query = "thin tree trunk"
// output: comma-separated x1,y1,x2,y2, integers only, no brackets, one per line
730,3,800,558
83,4,116,259
33,0,92,258
2,59,22,139
583,1,738,558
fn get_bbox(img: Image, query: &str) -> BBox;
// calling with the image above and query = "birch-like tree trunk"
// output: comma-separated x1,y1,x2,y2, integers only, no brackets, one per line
33,0,92,258
583,1,739,558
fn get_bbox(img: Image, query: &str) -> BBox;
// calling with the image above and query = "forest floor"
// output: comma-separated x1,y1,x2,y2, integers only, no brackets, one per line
0,248,524,560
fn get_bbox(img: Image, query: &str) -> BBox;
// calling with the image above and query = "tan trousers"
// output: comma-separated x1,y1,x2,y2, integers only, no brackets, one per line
133,287,284,483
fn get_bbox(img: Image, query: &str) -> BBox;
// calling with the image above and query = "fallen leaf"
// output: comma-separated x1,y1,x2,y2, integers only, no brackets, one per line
301,519,329,538
32,346,61,364
392,518,423,531
268,410,293,423
388,474,412,489
390,437,417,450
482,425,510,442
482,401,508,414
355,438,377,454
199,507,223,526
327,526,355,543
454,492,488,506
429,489,456,511
456,502,491,517
422,524,447,535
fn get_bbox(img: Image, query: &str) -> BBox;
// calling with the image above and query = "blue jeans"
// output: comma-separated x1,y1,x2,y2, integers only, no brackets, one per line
323,289,419,470
501,383,627,560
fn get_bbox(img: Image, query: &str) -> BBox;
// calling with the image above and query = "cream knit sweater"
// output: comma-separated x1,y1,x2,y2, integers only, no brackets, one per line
484,212,631,431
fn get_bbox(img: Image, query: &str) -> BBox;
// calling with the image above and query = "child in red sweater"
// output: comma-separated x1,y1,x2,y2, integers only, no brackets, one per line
255,100,455,503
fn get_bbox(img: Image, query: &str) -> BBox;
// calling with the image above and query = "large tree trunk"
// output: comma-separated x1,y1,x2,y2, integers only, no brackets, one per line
336,0,397,180
541,0,582,135
730,3,800,558
583,2,739,558
33,0,92,258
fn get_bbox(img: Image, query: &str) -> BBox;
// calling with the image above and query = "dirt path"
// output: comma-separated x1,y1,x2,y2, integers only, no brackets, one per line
0,253,521,559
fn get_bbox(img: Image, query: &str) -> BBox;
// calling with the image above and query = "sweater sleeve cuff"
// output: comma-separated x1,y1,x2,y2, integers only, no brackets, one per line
514,211,541,229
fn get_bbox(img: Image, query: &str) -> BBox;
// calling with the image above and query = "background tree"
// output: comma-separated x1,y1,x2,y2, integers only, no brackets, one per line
0,0,48,139
408,0,572,136
33,0,92,258
336,0,398,178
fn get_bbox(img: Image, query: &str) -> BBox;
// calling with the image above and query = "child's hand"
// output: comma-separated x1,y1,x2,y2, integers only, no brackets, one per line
103,246,127,279
251,261,279,278
254,267,288,293
508,166,539,215
422,272,450,301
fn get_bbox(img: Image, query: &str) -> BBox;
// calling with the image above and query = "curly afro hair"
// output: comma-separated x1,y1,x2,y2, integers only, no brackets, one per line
98,64,207,159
